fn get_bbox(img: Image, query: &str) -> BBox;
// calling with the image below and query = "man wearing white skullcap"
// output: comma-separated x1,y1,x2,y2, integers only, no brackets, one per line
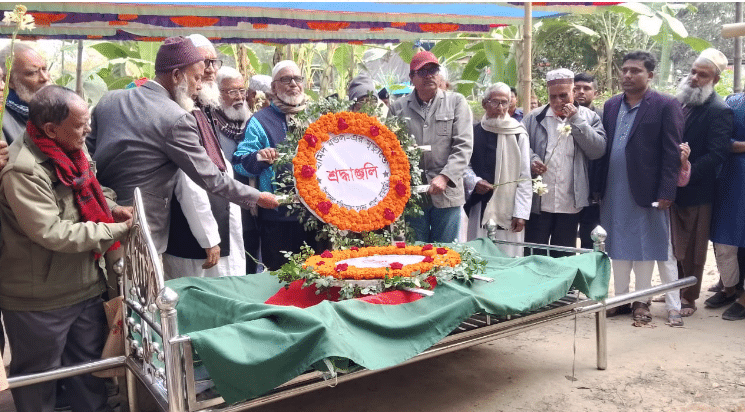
671,48,733,316
522,68,606,257
234,59,320,270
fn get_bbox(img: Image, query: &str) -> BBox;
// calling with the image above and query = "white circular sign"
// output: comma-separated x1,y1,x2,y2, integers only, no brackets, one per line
337,254,425,268
315,133,391,211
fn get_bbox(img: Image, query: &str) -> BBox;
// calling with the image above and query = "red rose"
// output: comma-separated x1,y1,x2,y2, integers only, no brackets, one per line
321,250,333,258
384,208,395,221
350,246,359,251
301,165,316,178
318,261,325,265
422,244,433,251
338,118,349,130
436,247,447,255
317,201,332,215
390,262,403,270
395,181,407,197
390,148,396,157
422,256,434,263
396,242,406,248
335,263,349,272
370,125,380,136
304,134,318,147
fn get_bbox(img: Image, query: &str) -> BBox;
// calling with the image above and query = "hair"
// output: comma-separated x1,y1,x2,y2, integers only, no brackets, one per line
482,82,512,103
509,86,517,96
622,50,656,72
28,85,80,129
574,73,597,88
0,43,36,82
216,66,243,87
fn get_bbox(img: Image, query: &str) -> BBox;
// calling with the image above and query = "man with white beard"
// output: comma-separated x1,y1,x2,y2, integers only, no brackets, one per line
234,60,322,270
88,36,278,255
161,35,247,279
670,48,732,316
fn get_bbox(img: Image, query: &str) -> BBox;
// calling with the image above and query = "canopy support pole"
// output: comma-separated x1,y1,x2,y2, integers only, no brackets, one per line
521,2,532,112
75,40,84,98
735,2,742,93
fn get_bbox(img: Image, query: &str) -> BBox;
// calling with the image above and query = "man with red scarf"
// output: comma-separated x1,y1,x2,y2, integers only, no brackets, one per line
0,85,132,412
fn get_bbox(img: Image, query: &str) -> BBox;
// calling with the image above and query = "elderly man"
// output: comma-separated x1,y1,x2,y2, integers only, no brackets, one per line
247,74,272,112
669,48,732,316
522,69,606,257
348,73,387,116
162,35,246,279
234,60,318,270
573,73,604,250
598,51,685,324
0,85,131,412
0,43,51,144
389,50,473,243
88,36,277,255
464,82,531,257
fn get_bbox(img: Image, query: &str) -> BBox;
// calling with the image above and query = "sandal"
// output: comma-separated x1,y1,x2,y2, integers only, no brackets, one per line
680,301,697,317
667,310,684,327
631,301,652,323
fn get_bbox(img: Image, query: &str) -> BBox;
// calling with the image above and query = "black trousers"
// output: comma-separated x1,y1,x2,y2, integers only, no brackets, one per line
578,204,601,250
260,219,325,271
4,297,110,412
524,211,582,257
242,209,261,273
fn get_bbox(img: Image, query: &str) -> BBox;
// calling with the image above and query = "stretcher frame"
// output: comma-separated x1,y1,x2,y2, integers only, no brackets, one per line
4,187,696,412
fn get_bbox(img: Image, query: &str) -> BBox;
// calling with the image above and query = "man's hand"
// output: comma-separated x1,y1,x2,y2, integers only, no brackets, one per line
655,199,672,210
0,140,8,171
256,148,278,164
427,174,450,196
561,103,577,120
531,159,547,176
112,206,134,223
257,192,280,209
474,179,493,195
511,217,525,233
202,245,220,269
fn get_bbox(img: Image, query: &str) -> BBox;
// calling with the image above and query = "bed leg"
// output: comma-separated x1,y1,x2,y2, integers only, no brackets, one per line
595,309,607,370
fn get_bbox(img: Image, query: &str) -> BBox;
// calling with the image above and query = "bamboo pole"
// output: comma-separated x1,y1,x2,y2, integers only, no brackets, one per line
75,40,83,98
735,2,742,93
521,2,532,112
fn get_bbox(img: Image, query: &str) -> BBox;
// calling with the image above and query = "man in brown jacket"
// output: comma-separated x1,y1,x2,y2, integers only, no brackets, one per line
0,85,131,412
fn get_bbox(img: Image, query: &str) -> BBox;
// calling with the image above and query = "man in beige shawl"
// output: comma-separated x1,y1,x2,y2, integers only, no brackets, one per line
464,83,532,256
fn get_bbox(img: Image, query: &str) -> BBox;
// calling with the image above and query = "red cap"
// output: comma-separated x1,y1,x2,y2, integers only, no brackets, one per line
410,51,439,72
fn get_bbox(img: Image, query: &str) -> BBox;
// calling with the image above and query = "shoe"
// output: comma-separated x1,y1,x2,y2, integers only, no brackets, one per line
708,282,723,293
606,303,632,317
631,301,652,323
705,291,738,309
722,302,745,321
667,310,684,327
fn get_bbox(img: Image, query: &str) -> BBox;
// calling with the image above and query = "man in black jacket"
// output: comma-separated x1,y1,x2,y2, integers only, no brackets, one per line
671,48,733,316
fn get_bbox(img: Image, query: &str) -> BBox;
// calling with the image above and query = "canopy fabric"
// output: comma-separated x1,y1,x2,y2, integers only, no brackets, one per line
167,238,610,404
0,2,572,44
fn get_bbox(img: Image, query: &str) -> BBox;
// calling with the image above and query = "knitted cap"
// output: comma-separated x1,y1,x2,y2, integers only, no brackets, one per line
347,73,376,101
155,36,204,73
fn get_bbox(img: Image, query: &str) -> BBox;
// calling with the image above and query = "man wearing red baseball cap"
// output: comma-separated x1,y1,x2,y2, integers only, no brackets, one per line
390,51,473,243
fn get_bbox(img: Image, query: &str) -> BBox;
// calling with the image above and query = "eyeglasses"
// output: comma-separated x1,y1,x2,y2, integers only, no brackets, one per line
221,88,247,98
485,99,510,107
413,66,440,78
276,75,305,85
204,59,223,69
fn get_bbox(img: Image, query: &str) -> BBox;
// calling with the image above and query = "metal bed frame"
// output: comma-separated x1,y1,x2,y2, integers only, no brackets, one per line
5,187,696,412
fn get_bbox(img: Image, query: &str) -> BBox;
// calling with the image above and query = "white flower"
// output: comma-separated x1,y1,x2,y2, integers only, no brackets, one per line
556,122,572,138
532,176,548,196
3,6,35,31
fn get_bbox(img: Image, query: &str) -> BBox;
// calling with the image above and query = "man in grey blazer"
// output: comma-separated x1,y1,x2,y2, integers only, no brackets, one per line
389,51,473,243
88,37,278,253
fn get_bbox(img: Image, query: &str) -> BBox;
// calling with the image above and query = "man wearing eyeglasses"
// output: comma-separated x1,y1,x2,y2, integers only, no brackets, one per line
161,34,247,280
234,60,320,270
522,68,606,257
389,50,473,243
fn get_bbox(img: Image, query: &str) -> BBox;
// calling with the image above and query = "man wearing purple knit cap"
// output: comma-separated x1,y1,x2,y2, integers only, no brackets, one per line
88,36,278,254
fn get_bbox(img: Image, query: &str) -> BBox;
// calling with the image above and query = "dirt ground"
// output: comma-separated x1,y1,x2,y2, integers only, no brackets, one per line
1,243,743,412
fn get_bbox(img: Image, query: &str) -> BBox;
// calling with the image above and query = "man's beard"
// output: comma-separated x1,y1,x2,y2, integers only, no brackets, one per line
276,90,304,106
174,78,195,112
218,95,250,124
676,75,714,106
196,80,220,108
13,78,49,103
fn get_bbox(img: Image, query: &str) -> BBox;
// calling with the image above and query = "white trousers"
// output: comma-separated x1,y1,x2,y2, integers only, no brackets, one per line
612,236,680,311
714,243,740,288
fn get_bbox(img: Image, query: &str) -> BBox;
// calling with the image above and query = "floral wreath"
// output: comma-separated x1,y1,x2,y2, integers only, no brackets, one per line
292,111,411,232
304,243,461,280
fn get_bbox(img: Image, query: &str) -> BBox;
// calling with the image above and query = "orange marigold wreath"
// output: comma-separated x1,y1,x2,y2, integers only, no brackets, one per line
293,111,411,232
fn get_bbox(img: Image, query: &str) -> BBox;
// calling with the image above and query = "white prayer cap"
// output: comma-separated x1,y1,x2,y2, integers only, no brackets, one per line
249,75,272,94
698,48,728,73
186,34,216,53
546,68,574,86
271,60,300,80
